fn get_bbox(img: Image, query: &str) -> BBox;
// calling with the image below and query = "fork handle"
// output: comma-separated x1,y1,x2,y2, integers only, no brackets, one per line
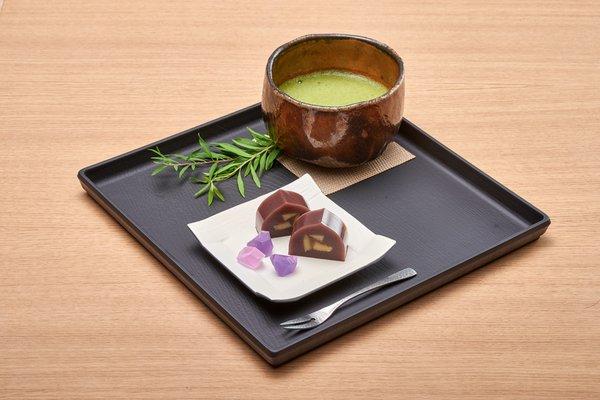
334,268,417,310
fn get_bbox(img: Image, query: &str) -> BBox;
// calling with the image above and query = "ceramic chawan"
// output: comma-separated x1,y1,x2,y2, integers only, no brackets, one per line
262,34,405,168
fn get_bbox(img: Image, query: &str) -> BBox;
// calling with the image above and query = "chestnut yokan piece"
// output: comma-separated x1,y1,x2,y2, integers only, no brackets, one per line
255,189,310,237
289,208,348,261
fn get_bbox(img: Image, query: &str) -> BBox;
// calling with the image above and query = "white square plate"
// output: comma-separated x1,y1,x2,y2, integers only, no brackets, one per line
188,175,396,302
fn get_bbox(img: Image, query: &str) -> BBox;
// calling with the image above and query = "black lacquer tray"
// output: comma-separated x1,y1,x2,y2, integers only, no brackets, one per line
78,104,549,365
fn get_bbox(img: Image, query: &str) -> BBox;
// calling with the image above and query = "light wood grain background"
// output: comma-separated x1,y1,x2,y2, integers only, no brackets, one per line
1,1,599,398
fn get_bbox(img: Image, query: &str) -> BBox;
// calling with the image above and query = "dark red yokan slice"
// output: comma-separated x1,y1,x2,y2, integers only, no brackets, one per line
289,208,348,261
255,190,310,237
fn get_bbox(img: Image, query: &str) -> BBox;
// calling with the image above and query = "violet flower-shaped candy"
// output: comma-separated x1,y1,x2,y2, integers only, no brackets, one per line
247,231,274,256
237,246,265,269
270,254,298,277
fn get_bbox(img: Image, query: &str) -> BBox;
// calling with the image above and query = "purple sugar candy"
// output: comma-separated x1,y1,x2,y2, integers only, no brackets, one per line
270,254,298,277
247,231,274,256
237,246,265,269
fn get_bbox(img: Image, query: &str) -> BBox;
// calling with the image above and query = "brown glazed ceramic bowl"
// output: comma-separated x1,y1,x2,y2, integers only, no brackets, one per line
262,34,405,168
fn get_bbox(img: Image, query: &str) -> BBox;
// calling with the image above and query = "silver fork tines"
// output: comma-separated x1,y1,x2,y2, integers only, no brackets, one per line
279,316,313,326
281,268,417,330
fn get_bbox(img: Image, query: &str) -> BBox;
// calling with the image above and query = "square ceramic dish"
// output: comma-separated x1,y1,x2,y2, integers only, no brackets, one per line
78,104,549,366
188,174,396,302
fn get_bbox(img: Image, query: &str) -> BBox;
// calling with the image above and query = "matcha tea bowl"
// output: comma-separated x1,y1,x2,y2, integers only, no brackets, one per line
262,34,405,168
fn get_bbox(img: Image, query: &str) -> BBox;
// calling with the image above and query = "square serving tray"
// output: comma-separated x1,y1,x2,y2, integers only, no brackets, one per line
78,104,550,366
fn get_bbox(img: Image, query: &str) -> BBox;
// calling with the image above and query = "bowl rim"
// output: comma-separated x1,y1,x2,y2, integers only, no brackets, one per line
265,33,405,112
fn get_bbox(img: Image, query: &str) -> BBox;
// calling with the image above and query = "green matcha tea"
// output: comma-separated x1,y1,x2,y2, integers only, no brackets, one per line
278,69,388,107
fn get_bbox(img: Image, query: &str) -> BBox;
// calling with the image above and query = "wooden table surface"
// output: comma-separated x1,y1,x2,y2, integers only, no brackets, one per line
1,1,599,398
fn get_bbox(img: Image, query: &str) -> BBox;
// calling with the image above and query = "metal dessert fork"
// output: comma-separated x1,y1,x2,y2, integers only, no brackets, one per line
281,268,417,330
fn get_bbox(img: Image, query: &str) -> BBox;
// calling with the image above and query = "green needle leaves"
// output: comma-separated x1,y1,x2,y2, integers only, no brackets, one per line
237,171,245,198
150,128,279,205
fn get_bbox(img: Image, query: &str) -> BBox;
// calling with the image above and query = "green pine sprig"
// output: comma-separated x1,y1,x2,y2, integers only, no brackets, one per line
149,128,281,205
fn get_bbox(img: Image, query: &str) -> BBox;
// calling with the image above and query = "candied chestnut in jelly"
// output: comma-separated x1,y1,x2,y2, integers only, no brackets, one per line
255,189,309,237
289,208,348,261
